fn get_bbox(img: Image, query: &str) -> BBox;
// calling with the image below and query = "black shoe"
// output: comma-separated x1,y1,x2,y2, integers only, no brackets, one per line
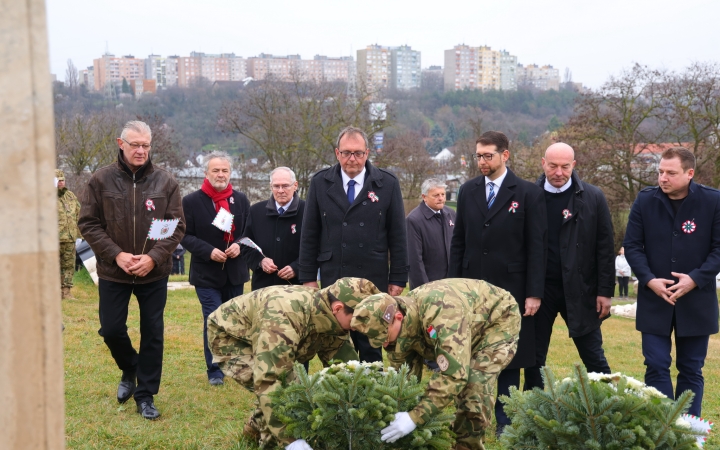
136,399,161,420
117,370,136,404
495,424,506,439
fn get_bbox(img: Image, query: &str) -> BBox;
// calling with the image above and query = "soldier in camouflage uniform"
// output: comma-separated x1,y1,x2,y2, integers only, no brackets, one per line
351,278,521,450
207,277,381,450
57,169,81,299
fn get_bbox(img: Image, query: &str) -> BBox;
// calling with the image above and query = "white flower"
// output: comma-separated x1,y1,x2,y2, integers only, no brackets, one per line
676,417,692,429
642,386,667,399
625,376,645,391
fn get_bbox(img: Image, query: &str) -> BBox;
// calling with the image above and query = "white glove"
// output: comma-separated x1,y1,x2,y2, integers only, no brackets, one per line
286,439,313,450
381,411,417,443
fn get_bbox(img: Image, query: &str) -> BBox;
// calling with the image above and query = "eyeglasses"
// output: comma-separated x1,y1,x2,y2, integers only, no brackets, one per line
122,138,152,150
338,150,367,159
472,152,499,161
271,184,294,191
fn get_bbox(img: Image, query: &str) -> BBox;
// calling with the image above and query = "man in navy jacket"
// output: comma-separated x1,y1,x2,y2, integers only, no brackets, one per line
181,151,250,386
624,146,720,416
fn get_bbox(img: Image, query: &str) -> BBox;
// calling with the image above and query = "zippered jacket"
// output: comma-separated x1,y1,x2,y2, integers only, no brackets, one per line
78,152,185,284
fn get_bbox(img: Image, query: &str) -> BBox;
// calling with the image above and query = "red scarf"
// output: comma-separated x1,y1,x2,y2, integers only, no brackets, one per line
201,178,235,242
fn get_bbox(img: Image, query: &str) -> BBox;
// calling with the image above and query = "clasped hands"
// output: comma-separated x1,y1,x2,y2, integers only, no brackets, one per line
116,252,155,277
648,272,697,305
260,257,295,279
210,243,241,263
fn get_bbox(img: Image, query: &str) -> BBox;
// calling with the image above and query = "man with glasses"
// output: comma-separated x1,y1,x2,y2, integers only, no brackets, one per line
242,167,305,290
79,120,185,420
181,151,250,387
449,130,546,437
299,125,408,363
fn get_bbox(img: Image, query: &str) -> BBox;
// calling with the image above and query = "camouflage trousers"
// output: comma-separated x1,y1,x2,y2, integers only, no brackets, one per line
453,336,519,450
218,339,288,450
59,241,76,288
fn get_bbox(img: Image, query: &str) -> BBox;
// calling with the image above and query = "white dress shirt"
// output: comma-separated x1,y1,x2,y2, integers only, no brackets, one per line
543,178,573,193
485,169,508,201
340,167,366,201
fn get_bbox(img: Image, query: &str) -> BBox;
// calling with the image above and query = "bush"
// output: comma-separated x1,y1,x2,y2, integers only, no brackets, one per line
270,361,455,450
499,364,707,449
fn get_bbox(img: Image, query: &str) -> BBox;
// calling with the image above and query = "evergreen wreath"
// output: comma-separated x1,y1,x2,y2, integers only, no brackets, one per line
499,364,709,449
270,361,455,450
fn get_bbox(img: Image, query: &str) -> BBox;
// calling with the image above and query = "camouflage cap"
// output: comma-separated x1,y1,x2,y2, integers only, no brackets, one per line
320,277,382,309
55,169,65,180
351,293,398,348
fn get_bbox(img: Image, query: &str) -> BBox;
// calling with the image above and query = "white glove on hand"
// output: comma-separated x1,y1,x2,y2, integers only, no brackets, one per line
381,411,417,443
286,439,313,450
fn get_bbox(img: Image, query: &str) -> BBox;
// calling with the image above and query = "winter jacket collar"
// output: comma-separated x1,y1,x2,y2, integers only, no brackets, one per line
536,170,585,194
116,149,153,180
265,192,300,216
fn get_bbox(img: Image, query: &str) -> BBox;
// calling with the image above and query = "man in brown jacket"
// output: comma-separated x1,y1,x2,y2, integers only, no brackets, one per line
78,120,185,420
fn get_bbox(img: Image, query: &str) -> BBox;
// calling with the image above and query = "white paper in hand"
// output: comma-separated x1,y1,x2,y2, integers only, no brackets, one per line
147,218,180,240
239,237,266,257
212,207,234,233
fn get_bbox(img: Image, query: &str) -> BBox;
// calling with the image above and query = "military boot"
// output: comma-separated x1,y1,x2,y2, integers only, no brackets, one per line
242,415,261,442
61,287,72,299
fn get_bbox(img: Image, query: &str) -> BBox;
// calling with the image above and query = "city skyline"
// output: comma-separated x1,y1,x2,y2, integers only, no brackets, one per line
47,0,719,89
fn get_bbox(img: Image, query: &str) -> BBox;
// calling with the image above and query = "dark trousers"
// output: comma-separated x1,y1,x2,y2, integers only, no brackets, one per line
524,279,611,391
495,368,520,425
195,281,244,379
98,277,168,403
617,276,629,296
642,330,708,416
350,330,382,363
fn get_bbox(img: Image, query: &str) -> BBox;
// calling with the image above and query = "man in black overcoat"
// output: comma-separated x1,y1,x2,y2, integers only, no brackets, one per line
242,167,305,290
624,146,720,416
181,151,250,386
525,142,613,391
406,178,456,290
299,126,409,363
448,130,547,436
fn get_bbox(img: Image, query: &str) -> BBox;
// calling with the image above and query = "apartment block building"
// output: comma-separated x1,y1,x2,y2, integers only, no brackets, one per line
517,64,561,91
80,66,94,89
444,44,517,91
390,45,421,90
92,53,145,91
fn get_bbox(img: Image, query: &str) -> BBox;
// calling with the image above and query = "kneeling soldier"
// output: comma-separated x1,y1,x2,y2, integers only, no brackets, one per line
208,277,380,450
351,278,521,450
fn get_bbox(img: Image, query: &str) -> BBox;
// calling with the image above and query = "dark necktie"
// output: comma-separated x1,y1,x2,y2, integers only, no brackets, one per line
487,182,496,209
347,180,356,205
278,207,285,215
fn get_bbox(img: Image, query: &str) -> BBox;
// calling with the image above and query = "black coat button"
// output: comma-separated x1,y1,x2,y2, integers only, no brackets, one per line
672,257,677,262
359,243,363,247
362,201,367,205
276,237,280,241
484,223,490,227
342,243,347,248
343,222,347,226
673,231,679,236
482,249,488,255
359,222,364,227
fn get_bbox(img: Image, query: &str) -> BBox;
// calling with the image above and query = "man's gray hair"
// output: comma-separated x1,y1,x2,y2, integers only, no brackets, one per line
336,126,369,149
203,151,234,172
421,178,447,196
120,120,152,141
270,166,296,183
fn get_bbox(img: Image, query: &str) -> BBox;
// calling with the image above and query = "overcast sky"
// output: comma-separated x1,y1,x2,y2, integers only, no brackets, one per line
47,0,719,89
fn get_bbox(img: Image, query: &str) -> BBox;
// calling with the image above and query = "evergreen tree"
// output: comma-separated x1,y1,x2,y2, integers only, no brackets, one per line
500,364,706,449
271,362,455,450
121,77,130,94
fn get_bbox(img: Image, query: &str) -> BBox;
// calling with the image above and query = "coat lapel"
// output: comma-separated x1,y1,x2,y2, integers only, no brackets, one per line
324,164,351,212
470,178,489,219
485,169,517,221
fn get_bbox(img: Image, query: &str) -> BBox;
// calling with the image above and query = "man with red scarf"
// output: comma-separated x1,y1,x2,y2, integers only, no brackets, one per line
181,151,251,386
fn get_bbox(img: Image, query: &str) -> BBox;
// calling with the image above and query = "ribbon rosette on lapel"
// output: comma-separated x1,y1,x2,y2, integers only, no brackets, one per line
291,224,297,234
508,201,519,213
563,209,572,219
368,191,379,202
229,197,234,204
145,199,155,211
682,220,697,234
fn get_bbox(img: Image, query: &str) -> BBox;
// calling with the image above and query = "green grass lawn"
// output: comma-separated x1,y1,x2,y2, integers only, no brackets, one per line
63,270,720,449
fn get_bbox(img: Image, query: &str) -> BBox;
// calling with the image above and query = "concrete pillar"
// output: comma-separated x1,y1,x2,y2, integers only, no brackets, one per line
0,0,65,448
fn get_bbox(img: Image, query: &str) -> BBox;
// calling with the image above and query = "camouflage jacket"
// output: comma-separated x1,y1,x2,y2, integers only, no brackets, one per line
385,278,521,425
58,188,80,242
207,284,358,443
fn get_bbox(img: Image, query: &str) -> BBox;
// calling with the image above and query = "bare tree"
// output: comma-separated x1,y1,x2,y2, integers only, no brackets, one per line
218,73,384,195
560,64,667,206
657,62,720,186
374,131,436,207
55,110,124,176
65,59,80,97
136,113,185,169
